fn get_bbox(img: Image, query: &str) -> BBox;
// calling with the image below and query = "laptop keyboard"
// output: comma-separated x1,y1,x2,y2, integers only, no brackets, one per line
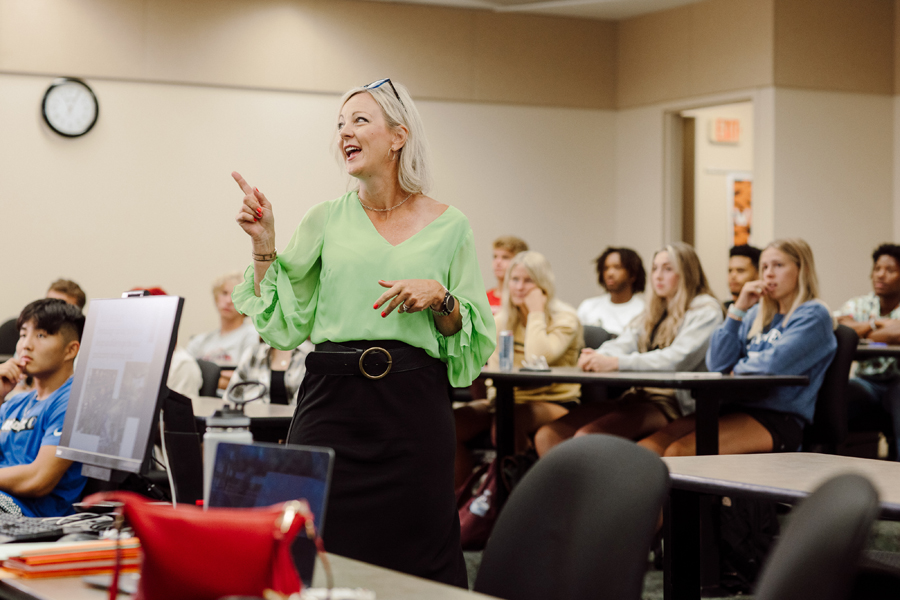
0,512,114,543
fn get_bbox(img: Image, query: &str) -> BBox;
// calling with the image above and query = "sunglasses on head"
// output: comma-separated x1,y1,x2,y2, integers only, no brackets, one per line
363,78,403,107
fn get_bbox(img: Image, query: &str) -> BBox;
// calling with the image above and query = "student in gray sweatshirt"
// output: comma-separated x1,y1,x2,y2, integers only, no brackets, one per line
639,239,836,456
535,243,723,457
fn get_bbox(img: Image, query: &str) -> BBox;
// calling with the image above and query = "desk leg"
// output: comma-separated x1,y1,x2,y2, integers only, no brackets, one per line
665,489,700,600
494,381,515,505
693,390,719,456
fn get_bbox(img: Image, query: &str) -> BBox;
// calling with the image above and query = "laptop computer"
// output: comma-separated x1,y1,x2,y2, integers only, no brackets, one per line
208,441,335,585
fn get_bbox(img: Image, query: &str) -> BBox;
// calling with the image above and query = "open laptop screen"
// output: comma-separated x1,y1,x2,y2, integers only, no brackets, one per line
208,442,334,533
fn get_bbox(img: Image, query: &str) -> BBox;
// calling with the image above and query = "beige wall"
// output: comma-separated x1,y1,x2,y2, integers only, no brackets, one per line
772,88,894,307
617,0,894,109
617,0,774,109
0,72,614,339
0,0,616,110
774,0,894,95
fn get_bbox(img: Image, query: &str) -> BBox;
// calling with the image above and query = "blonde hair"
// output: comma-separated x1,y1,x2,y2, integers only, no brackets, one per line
212,272,243,297
639,242,718,352
496,251,574,333
748,239,827,338
493,235,529,255
336,81,432,195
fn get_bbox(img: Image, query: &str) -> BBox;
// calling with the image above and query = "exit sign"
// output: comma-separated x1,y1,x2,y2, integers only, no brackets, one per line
710,118,741,144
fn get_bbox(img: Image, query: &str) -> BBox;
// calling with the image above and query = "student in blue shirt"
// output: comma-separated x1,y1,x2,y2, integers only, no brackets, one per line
639,239,837,456
0,299,87,516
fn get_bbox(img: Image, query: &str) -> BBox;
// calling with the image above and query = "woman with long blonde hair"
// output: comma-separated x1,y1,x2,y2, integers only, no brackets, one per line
535,243,723,457
454,251,583,486
640,239,837,456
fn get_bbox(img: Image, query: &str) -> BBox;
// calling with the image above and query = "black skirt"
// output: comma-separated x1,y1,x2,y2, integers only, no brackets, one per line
287,340,467,587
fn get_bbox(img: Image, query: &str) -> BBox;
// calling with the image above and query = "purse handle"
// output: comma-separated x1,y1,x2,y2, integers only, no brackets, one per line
106,500,332,600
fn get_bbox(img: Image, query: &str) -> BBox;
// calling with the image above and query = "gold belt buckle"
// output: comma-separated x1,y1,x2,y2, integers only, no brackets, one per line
359,347,392,380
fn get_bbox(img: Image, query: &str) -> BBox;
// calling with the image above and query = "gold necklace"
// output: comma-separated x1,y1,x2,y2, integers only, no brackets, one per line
358,190,413,212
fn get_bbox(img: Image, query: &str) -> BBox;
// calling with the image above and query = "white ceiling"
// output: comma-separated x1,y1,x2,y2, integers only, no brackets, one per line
360,0,704,20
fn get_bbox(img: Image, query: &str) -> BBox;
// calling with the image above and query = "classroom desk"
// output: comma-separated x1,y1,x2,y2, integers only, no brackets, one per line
855,342,900,359
0,553,497,600
661,453,900,600
482,367,808,465
192,396,294,443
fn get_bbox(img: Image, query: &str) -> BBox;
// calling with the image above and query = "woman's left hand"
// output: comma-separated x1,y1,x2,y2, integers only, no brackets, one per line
375,279,445,317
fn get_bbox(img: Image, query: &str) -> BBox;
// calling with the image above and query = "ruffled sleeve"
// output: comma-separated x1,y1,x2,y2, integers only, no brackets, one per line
435,228,497,387
232,202,330,351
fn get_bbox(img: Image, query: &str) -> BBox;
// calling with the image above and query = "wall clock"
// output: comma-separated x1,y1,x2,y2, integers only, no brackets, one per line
42,78,99,137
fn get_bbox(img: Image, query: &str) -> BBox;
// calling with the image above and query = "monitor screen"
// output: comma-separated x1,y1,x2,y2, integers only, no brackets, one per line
56,296,183,476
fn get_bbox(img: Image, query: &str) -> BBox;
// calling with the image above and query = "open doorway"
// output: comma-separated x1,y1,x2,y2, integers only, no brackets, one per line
678,101,754,301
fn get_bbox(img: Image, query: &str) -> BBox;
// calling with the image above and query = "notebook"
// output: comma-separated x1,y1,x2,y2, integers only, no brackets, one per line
208,441,335,585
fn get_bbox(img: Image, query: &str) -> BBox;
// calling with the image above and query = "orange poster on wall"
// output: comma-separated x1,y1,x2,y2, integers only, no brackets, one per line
730,177,752,247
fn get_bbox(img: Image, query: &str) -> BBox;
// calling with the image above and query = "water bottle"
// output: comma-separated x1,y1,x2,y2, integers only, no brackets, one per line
498,330,514,372
202,382,265,504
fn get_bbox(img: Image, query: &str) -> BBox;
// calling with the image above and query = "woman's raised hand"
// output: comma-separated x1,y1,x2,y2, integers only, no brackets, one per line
233,171,275,246
735,279,766,312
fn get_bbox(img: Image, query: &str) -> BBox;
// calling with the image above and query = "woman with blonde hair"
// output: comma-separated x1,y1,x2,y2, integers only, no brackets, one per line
454,251,582,486
640,238,836,456
231,79,495,585
535,242,723,457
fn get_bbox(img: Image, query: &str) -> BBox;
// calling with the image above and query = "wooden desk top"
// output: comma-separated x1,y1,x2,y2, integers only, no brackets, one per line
192,396,295,420
0,554,495,600
482,366,808,390
663,453,900,518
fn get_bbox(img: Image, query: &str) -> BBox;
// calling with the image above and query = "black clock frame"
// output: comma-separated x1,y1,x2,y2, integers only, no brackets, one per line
41,77,99,138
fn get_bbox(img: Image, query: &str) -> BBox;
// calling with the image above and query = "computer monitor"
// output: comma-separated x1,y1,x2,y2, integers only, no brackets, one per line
56,296,184,482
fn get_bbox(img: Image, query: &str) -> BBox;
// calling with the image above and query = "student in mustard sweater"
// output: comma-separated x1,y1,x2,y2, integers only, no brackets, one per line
640,239,836,456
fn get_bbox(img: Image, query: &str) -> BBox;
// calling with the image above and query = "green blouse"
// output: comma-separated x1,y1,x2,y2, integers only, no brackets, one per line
232,191,497,388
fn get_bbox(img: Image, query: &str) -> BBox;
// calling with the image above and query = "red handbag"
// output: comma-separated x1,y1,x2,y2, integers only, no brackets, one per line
85,491,317,600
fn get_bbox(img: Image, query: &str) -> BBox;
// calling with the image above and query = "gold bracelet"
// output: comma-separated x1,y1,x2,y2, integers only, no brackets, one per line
252,250,277,262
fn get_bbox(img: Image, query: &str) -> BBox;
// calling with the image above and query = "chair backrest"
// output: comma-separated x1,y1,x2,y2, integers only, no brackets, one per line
474,435,669,600
803,324,858,451
196,359,221,398
0,318,17,355
583,325,613,349
754,473,879,600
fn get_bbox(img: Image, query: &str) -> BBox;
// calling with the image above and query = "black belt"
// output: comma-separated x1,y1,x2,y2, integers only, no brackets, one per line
306,341,439,380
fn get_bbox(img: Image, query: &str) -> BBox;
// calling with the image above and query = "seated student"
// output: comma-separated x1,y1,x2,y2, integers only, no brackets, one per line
640,239,837,456
535,243,723,457
835,243,900,459
1,278,86,357
577,246,646,336
486,236,529,315
186,272,258,390
725,245,761,310
454,251,583,487
226,337,315,405
0,299,87,516
45,279,87,310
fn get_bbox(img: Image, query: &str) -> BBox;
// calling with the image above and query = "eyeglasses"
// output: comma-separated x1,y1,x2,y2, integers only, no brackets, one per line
363,78,403,107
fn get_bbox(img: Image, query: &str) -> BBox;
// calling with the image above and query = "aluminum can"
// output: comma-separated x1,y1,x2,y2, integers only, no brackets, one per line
498,330,514,372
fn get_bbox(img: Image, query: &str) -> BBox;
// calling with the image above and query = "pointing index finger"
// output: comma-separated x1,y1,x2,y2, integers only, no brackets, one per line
232,171,254,195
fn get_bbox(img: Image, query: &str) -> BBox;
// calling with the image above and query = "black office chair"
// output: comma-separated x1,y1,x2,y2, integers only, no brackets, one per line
474,435,669,600
196,359,221,398
754,473,879,600
0,318,17,355
582,324,613,350
803,324,858,453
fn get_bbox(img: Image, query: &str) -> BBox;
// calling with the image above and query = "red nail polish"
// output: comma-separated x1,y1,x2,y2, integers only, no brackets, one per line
381,312,386,318
373,303,379,309
255,188,259,193
257,209,262,217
